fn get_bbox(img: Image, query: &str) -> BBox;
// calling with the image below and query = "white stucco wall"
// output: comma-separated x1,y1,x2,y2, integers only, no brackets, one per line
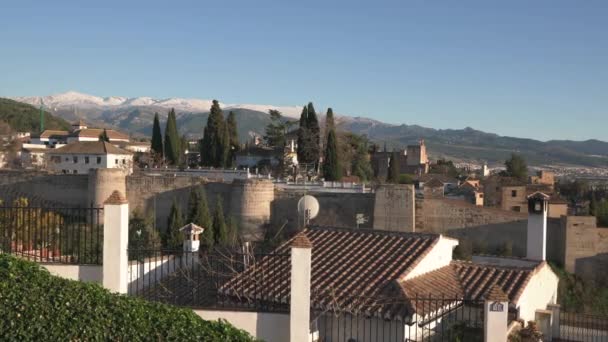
42,264,102,283
194,309,289,342
516,263,558,322
49,153,132,175
127,254,197,293
402,235,458,281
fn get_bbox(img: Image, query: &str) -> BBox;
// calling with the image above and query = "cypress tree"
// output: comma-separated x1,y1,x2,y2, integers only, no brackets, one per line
151,112,163,157
187,186,213,247
164,108,180,165
226,111,239,167
322,129,342,181
296,102,321,166
166,198,184,249
297,105,309,164
98,129,110,142
213,196,228,245
226,216,239,247
326,108,335,132
387,152,400,184
201,100,227,167
306,102,320,164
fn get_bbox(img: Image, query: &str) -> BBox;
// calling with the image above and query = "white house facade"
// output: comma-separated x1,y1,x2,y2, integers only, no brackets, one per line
48,141,133,175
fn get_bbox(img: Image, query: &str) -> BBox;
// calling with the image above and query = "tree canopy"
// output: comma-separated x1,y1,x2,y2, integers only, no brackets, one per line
387,152,401,184
503,154,528,182
297,103,321,166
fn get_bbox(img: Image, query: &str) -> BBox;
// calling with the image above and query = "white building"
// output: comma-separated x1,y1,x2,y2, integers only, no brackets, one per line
48,141,133,175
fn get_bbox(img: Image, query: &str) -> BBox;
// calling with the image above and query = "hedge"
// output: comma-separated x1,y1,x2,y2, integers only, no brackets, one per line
0,254,259,341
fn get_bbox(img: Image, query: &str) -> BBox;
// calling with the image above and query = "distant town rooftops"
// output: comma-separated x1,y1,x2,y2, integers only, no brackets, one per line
49,141,132,155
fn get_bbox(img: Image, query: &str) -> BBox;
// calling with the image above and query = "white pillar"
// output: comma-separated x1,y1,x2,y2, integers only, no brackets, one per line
484,285,509,342
290,233,312,342
548,303,561,340
527,194,549,261
103,190,129,294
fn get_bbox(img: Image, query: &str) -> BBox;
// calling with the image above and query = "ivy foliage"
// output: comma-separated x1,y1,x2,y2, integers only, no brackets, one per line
0,254,258,341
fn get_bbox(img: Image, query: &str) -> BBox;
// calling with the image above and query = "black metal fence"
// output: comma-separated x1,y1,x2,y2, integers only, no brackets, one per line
558,310,608,342
128,248,291,313
0,204,103,265
311,295,486,342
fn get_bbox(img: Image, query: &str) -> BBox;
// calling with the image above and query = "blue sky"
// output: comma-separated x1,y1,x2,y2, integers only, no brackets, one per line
1,0,606,141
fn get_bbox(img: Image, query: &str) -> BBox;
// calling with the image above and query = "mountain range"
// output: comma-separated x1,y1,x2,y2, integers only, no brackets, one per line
7,91,608,167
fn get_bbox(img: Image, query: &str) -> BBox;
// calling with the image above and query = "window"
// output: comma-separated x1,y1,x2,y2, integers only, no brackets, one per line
122,159,126,165
73,170,78,174
65,157,69,162
85,156,89,164
115,159,119,165
97,156,102,164
73,156,78,163
511,190,517,197
512,206,521,212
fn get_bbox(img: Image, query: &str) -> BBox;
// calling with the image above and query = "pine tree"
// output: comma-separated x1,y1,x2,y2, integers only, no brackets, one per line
151,112,163,158
387,151,400,184
166,198,184,249
322,129,342,181
201,100,227,167
264,110,292,147
213,196,228,245
164,108,181,165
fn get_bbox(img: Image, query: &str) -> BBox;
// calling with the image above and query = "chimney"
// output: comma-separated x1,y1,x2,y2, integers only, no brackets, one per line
527,192,550,261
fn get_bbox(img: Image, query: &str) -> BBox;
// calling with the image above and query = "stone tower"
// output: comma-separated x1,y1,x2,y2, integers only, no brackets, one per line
230,179,274,241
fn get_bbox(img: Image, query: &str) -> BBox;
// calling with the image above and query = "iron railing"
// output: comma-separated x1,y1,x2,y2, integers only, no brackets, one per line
0,204,103,265
558,311,608,342
127,248,291,313
310,294,486,342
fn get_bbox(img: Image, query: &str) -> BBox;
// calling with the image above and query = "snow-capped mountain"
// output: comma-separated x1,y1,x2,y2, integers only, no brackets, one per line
12,91,303,118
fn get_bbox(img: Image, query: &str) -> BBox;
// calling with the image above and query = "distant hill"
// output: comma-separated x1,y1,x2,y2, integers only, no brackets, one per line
0,98,71,132
8,92,608,167
338,118,608,167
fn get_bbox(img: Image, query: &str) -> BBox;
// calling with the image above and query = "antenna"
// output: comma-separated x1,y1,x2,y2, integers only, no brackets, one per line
297,194,319,227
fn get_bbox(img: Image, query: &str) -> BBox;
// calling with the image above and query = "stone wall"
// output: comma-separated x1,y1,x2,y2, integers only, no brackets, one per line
126,174,232,232
373,184,415,232
271,190,375,232
0,170,88,205
416,198,527,233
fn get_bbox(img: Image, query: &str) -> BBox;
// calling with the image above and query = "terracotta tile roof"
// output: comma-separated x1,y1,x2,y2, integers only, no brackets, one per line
399,260,544,316
70,128,129,141
416,174,458,184
34,130,69,139
49,141,132,155
220,226,441,314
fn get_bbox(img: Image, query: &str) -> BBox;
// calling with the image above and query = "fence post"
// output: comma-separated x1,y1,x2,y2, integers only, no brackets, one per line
484,285,509,342
102,190,129,294
547,303,561,340
290,232,312,342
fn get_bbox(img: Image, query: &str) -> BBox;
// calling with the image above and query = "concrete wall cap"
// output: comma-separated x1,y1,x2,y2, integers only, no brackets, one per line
291,232,312,249
104,190,128,205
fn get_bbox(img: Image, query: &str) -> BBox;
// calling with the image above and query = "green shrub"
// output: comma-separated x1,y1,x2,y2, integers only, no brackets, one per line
0,254,258,341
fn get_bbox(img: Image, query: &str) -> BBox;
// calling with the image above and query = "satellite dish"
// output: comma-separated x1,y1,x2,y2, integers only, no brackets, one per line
297,195,320,221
